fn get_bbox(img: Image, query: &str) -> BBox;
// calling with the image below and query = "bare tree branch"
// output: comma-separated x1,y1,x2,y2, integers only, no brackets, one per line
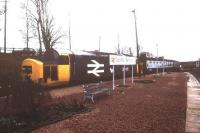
23,0,64,52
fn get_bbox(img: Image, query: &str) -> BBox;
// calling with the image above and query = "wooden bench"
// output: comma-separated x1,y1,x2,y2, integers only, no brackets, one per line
82,82,110,103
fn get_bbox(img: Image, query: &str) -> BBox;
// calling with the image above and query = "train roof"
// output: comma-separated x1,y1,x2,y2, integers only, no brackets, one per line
140,52,179,62
60,49,134,57
60,49,102,55
61,50,95,56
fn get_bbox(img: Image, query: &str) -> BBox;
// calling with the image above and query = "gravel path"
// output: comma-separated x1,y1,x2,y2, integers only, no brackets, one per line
32,73,187,133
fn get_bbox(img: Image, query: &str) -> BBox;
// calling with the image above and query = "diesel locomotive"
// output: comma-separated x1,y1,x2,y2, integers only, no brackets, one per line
21,49,181,87
21,49,137,87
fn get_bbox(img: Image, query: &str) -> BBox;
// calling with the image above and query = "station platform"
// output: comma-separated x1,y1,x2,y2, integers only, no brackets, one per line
185,72,200,132
33,72,188,133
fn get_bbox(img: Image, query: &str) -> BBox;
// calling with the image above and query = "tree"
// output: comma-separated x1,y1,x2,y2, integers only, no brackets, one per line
116,47,120,55
0,9,4,32
25,0,64,52
20,0,33,49
114,46,121,55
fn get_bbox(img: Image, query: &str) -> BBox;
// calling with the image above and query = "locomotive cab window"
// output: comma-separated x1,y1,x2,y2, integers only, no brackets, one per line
22,66,32,74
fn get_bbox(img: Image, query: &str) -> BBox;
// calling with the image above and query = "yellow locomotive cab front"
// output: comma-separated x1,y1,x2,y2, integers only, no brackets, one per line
21,58,44,83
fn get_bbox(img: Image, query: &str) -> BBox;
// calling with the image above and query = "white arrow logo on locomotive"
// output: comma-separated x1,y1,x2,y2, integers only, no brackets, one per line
87,60,104,77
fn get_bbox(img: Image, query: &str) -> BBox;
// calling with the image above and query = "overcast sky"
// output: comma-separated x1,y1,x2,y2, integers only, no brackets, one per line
0,0,200,61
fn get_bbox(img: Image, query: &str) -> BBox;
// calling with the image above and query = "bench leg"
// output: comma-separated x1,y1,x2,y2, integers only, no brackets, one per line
91,95,94,103
108,89,111,95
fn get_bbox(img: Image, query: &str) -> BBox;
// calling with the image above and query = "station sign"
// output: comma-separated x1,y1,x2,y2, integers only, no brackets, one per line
109,55,136,65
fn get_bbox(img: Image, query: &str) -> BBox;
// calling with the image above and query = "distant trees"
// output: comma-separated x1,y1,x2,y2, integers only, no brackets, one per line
121,47,133,56
20,0,32,48
120,44,142,57
21,0,64,52
115,46,134,56
114,46,120,55
0,7,4,15
0,7,4,32
115,34,134,56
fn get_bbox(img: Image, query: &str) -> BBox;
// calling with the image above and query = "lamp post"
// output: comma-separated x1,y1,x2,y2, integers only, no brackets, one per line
68,18,71,50
117,33,120,54
162,56,164,75
132,10,140,76
99,36,101,52
156,44,158,75
132,10,139,59
4,0,7,53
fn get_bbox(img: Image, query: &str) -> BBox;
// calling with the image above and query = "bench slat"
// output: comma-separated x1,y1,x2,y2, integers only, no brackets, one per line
83,82,110,103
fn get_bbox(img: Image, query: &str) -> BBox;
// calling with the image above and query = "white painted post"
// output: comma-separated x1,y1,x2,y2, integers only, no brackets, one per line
132,65,134,84
162,57,164,75
123,65,126,85
113,65,115,90
156,44,159,75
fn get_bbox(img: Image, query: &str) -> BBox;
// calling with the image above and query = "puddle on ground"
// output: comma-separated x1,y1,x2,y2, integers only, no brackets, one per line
172,77,177,81
162,86,169,89
145,94,152,98
134,79,156,84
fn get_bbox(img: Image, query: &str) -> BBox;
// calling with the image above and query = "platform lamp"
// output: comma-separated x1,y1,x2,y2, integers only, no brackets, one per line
3,0,7,53
156,44,158,75
162,56,165,75
99,36,101,52
132,9,140,76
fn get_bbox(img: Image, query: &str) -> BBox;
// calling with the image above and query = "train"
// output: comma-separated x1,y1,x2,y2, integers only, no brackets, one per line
139,52,180,74
21,49,137,87
180,61,200,71
0,48,182,93
21,50,181,87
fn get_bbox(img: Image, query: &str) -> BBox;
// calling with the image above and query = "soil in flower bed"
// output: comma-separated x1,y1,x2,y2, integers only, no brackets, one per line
0,100,89,133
